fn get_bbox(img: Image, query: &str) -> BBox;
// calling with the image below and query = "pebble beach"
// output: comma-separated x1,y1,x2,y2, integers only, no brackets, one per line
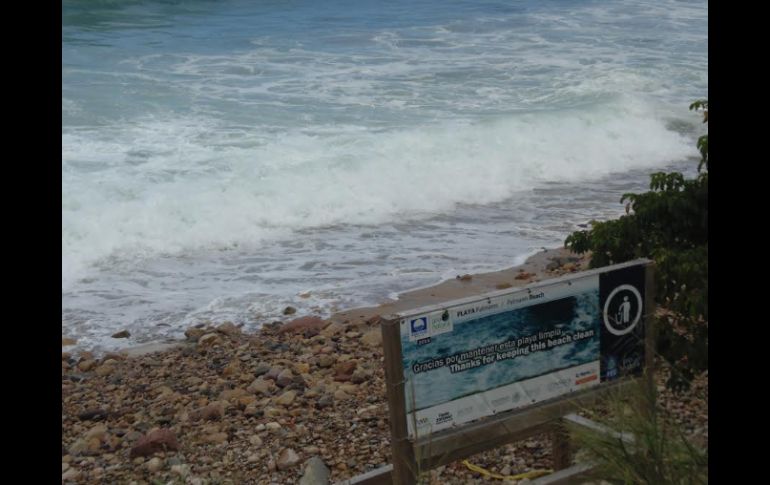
61,248,708,484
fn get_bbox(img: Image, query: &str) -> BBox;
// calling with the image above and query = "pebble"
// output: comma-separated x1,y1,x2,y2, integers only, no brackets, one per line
248,377,273,395
275,390,297,406
276,369,294,387
249,435,263,446
276,448,301,470
61,468,80,481
146,457,163,473
77,360,96,372
171,464,191,478
130,429,179,458
299,456,330,485
361,330,382,347
204,432,229,444
198,333,221,347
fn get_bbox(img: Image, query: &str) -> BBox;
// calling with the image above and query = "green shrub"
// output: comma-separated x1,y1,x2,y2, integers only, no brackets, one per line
565,101,708,391
568,377,708,485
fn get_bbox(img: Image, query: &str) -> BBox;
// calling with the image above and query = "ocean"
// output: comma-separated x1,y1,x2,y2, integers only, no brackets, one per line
62,0,708,352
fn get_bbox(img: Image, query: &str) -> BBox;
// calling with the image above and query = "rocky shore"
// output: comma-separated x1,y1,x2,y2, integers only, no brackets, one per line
61,248,707,484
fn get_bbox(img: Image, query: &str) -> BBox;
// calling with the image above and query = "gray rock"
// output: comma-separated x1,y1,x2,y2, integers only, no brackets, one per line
276,369,294,388
254,363,271,376
276,448,301,470
275,390,297,406
184,327,206,342
299,456,331,485
62,468,80,481
216,321,240,337
77,409,108,421
283,306,297,315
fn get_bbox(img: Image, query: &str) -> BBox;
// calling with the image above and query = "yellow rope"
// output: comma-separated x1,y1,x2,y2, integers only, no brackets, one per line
462,460,553,481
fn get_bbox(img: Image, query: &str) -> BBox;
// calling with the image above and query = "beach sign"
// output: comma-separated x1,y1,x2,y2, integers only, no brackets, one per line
380,259,654,484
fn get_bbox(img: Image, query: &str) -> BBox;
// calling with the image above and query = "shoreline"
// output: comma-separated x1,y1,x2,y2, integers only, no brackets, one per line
62,245,707,484
65,246,588,359
330,246,588,328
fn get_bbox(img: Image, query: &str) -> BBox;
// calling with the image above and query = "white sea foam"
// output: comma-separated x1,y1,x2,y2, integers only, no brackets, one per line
62,97,695,290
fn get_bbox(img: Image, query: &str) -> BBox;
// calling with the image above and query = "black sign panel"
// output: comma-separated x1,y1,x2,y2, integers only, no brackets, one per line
599,264,646,381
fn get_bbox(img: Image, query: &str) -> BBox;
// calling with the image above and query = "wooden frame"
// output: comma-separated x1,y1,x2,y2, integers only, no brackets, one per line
345,260,655,485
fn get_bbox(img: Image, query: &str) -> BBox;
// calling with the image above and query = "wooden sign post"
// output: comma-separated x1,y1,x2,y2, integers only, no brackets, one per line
376,259,655,485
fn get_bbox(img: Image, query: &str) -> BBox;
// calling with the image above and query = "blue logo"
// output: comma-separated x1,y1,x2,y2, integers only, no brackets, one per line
411,317,427,334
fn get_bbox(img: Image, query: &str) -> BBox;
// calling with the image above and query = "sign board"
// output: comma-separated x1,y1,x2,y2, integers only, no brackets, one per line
388,259,650,440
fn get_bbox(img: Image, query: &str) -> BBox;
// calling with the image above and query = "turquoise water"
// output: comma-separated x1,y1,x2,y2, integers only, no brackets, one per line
401,290,600,410
62,0,707,351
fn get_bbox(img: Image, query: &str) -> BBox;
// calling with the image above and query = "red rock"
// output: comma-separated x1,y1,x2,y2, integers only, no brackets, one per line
278,316,328,335
129,429,179,458
333,361,357,382
191,402,225,421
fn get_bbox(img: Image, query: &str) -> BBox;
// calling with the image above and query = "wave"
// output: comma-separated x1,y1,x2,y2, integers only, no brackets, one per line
62,96,696,289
